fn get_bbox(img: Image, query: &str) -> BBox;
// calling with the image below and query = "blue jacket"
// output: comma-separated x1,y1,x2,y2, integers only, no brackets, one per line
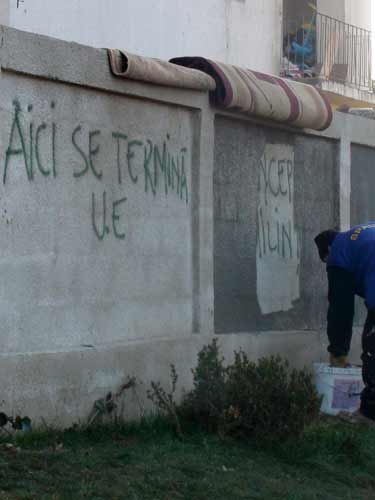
328,223,375,309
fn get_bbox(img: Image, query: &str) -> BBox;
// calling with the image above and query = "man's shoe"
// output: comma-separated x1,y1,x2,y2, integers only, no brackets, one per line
329,354,349,368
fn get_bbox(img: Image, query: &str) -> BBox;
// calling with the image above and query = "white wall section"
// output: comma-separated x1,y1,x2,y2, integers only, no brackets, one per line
8,0,282,75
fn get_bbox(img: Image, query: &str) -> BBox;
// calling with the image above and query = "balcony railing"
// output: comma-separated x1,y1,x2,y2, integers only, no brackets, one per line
281,12,372,91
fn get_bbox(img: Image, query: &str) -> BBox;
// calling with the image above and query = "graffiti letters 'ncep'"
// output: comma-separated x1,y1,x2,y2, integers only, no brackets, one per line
256,144,300,315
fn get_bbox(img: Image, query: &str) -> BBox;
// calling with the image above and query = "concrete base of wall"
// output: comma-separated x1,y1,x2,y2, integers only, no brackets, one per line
0,331,362,428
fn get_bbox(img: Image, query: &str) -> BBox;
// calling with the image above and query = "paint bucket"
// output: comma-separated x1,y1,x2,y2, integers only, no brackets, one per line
313,363,363,415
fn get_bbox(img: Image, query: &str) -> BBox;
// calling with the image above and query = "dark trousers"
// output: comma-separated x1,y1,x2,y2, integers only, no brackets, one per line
327,267,355,357
327,267,375,419
361,312,375,419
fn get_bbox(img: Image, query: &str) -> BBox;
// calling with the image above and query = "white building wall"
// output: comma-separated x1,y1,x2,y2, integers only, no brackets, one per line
1,0,282,75
0,0,8,25
317,0,345,22
318,0,371,30
225,0,282,74
345,0,371,31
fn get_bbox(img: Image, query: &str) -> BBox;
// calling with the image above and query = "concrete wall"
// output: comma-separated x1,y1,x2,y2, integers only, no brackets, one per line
4,0,282,75
350,143,375,326
0,26,374,426
351,144,375,225
0,79,196,354
214,118,338,333
0,26,214,425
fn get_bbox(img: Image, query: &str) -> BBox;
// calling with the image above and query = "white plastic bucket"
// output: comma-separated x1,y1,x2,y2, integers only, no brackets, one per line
313,363,364,415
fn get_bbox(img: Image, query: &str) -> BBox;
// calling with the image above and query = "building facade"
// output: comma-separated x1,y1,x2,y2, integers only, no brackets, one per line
0,0,283,75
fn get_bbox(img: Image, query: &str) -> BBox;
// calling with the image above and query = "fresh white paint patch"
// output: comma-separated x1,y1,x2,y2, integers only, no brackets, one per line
256,144,300,314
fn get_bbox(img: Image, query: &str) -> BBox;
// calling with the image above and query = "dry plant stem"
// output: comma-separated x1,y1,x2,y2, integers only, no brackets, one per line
149,381,183,439
148,365,183,439
87,377,136,426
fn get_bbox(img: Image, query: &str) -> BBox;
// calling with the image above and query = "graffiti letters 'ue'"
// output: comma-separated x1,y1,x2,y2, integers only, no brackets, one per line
256,144,300,314
3,100,190,241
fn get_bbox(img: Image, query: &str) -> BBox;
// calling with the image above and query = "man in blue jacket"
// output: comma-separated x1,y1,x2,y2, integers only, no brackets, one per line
315,223,375,420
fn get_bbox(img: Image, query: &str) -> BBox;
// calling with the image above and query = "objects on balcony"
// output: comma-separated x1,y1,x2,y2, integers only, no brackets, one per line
282,12,372,91
282,21,317,79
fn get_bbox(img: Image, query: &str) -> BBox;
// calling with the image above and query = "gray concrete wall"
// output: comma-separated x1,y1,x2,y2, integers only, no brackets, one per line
214,117,339,334
0,26,217,427
0,76,198,354
0,26,373,426
351,144,375,226
350,143,375,325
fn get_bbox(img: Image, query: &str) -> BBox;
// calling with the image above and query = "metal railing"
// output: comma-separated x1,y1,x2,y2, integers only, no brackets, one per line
281,12,372,91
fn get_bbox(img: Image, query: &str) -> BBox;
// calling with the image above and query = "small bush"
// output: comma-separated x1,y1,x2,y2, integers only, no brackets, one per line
186,341,321,441
149,340,322,442
183,339,227,431
223,351,321,441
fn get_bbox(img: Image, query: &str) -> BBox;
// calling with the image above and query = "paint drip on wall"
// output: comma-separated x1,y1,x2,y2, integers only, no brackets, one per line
256,144,300,314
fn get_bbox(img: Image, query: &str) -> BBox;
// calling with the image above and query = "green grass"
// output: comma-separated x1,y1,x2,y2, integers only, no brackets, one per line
0,417,375,500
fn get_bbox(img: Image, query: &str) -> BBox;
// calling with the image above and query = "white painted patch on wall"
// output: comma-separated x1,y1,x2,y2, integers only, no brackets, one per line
256,144,300,314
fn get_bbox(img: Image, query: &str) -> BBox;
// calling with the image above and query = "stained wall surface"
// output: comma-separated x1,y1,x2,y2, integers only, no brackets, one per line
214,117,339,333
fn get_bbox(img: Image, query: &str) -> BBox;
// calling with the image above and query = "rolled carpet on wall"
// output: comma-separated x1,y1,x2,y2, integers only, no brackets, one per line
107,49,216,92
170,57,332,131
